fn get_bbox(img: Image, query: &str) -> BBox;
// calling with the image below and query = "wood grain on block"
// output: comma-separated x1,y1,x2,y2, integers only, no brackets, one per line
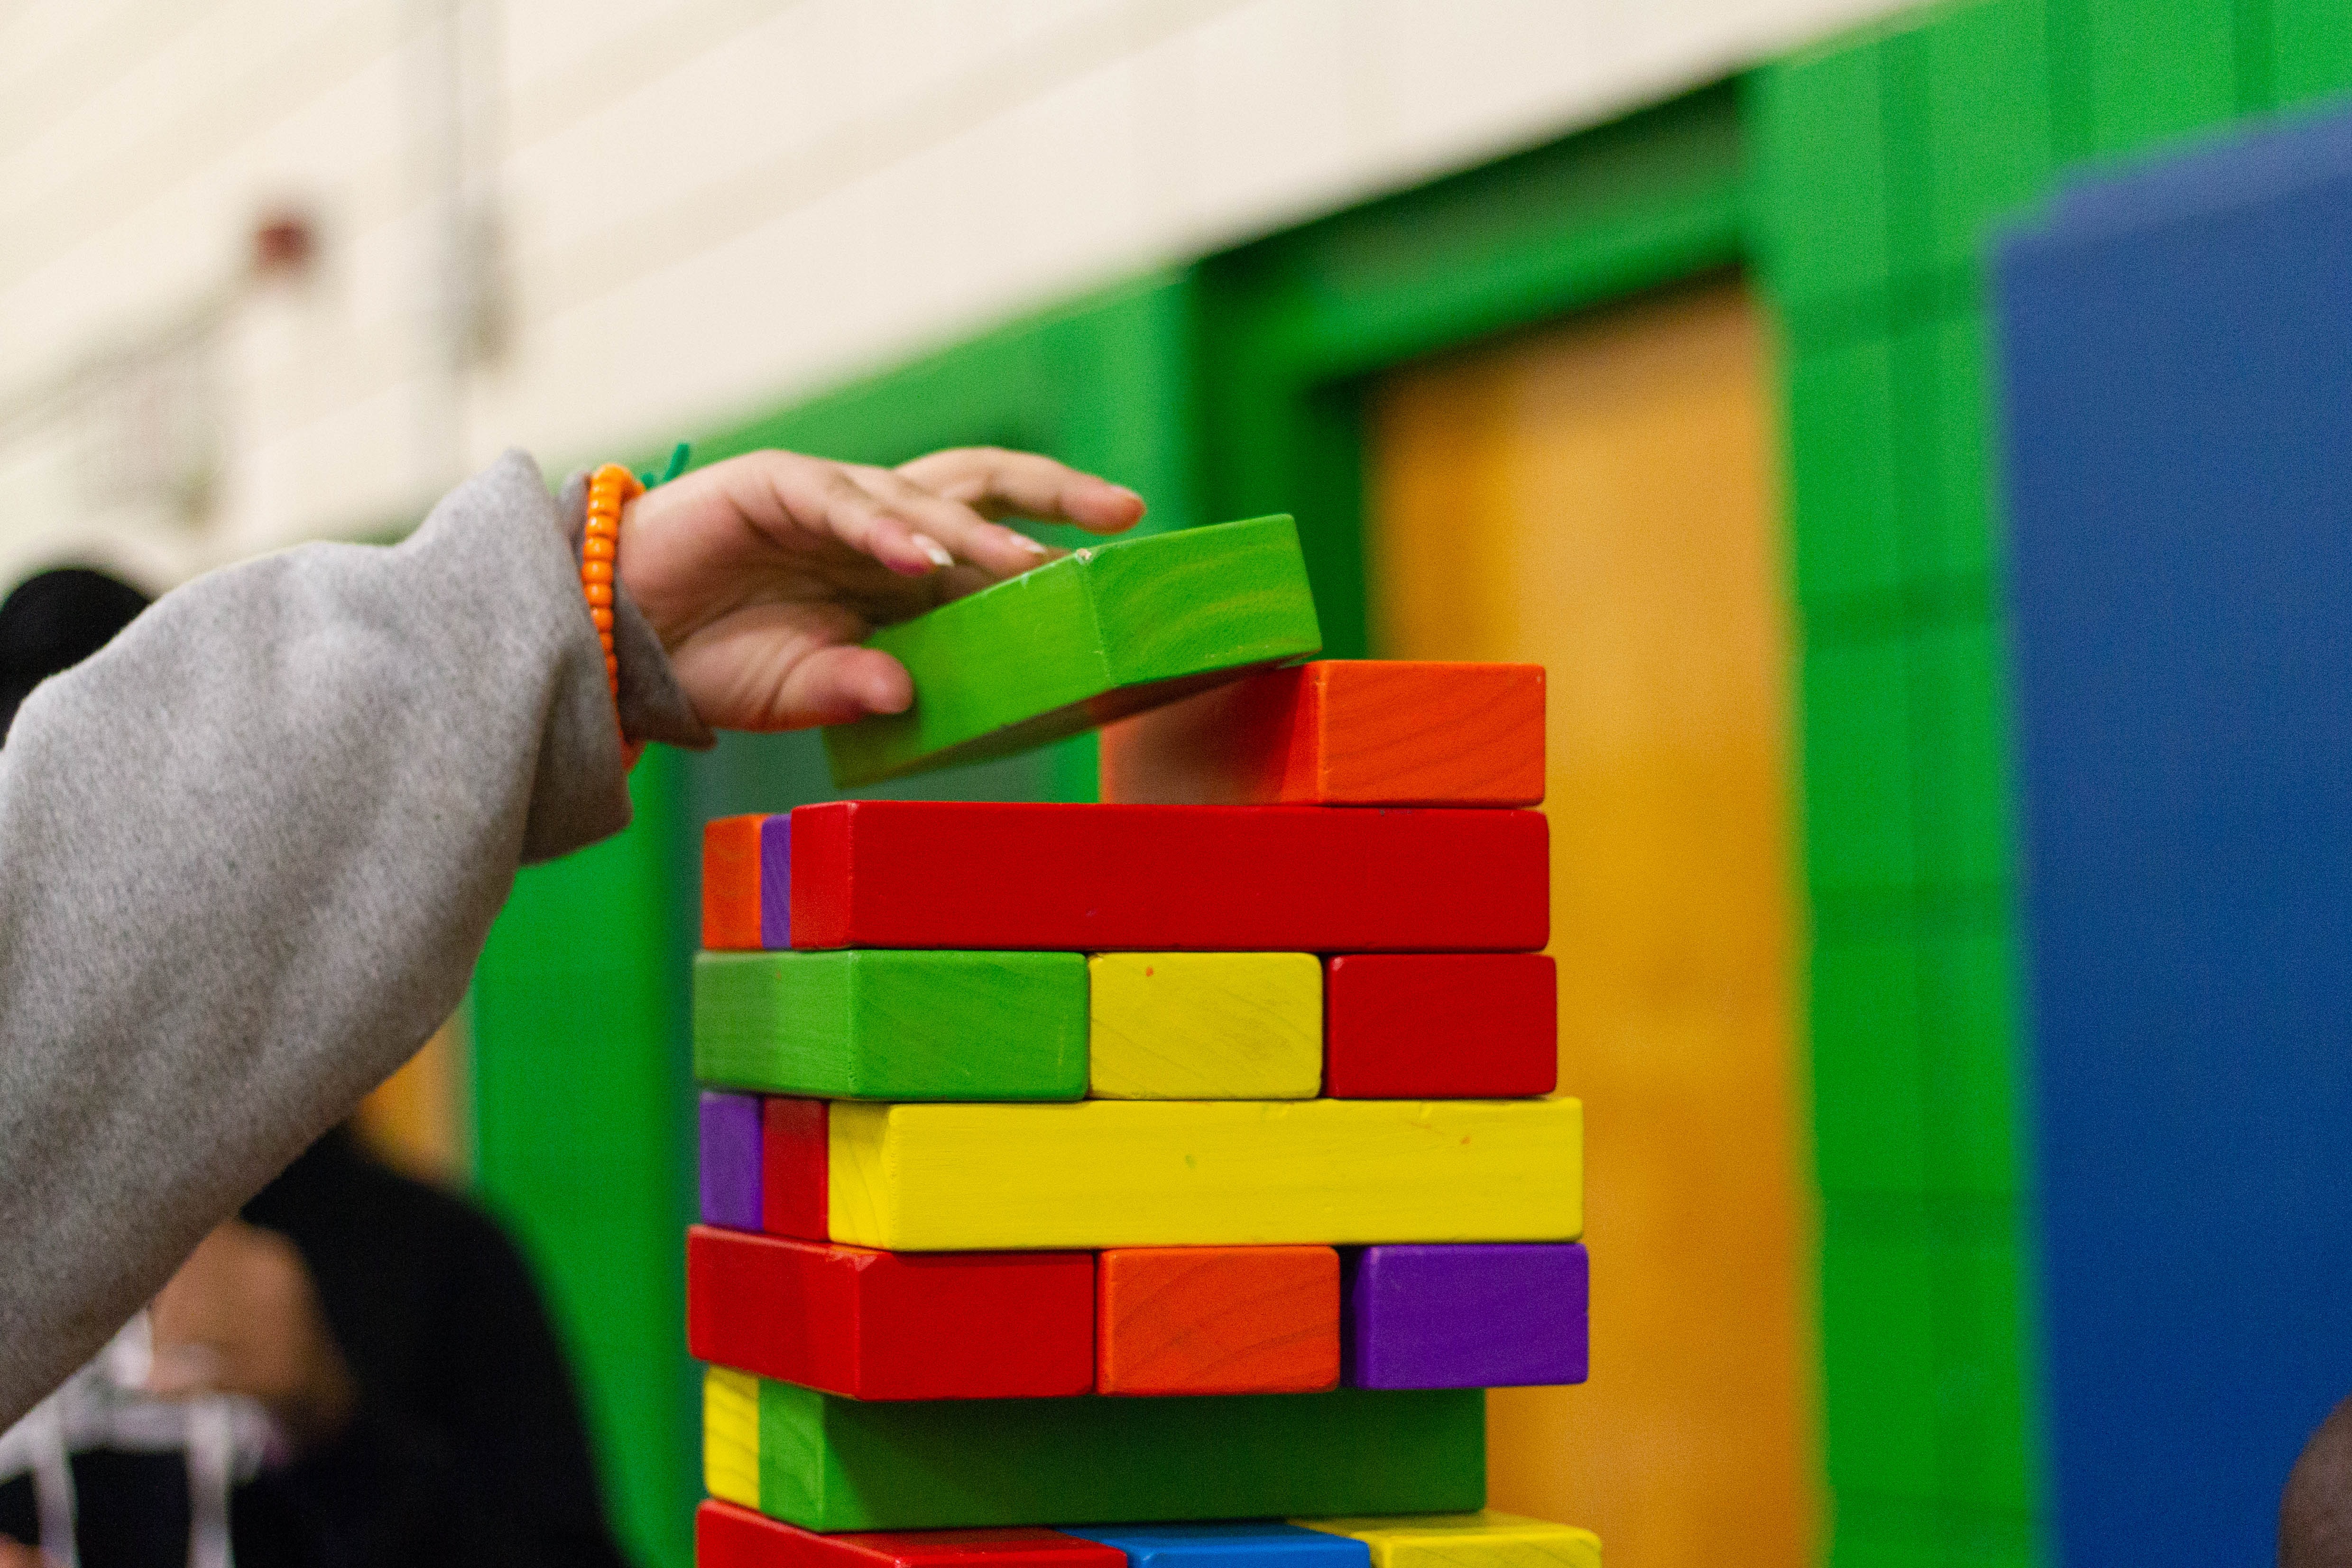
786,802,1548,952
696,950,1087,1100
706,1365,763,1510
701,1090,765,1230
712,1376,1483,1530
1067,1523,1369,1568
1098,1246,1337,1395
829,1098,1580,1251
1088,954,1320,1099
1291,1514,1600,1568
687,1226,1094,1400
1101,662,1544,807
763,1097,829,1242
1343,1244,1589,1390
698,1502,1125,1568
824,516,1321,787
706,814,793,950
1323,955,1556,1098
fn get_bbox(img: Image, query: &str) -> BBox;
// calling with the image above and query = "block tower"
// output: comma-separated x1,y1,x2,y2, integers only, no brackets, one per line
689,517,1599,1568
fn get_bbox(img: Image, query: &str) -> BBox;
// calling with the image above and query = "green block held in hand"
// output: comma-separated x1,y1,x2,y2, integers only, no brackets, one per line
824,515,1322,787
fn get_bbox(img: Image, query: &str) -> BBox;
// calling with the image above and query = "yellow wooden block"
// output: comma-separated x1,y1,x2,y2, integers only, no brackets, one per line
1294,1512,1603,1568
1088,952,1323,1098
828,1098,1581,1250
703,1365,760,1510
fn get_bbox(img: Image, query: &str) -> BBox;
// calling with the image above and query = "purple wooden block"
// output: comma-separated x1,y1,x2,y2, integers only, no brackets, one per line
1343,1242,1589,1389
699,1090,764,1230
759,814,792,949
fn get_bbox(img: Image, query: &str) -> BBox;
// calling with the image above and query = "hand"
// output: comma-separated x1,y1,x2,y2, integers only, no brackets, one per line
0,1538,56,1567
617,446,1144,732
148,1221,356,1452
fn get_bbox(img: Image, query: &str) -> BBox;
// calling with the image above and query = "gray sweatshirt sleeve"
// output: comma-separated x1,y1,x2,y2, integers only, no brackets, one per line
0,450,704,1427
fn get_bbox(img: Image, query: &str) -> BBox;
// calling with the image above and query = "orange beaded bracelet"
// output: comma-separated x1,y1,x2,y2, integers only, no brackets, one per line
582,463,643,701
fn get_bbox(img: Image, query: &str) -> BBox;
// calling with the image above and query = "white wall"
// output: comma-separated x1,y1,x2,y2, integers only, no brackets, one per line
0,0,1918,591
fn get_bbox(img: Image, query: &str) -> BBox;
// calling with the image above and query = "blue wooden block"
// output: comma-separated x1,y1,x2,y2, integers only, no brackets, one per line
1067,1523,1370,1568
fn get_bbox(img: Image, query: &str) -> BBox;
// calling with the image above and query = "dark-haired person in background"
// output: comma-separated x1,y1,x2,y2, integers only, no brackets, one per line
0,567,631,1568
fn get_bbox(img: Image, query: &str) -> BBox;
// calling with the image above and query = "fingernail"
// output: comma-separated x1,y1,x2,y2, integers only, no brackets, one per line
1011,531,1050,555
911,534,953,569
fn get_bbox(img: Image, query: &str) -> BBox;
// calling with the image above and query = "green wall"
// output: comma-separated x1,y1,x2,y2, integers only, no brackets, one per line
1752,3,2351,1564
467,13,2352,1568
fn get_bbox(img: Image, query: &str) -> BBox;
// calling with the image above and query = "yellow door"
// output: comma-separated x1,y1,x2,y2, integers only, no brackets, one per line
1367,277,1818,1568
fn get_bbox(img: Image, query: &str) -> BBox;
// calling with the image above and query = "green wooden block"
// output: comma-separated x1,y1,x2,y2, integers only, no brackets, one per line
1748,38,1893,306
1919,924,2024,1200
1788,335,1903,606
1928,310,2001,585
693,950,1087,1101
824,516,1322,787
2084,0,2240,156
1820,1227,1941,1502
707,1373,1485,1530
1917,0,2054,276
1812,935,1929,1196
2275,0,2352,108
1801,636,1918,896
1907,618,2015,892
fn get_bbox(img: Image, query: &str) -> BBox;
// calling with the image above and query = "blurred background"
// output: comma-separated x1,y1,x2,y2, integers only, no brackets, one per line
9,2,2352,1567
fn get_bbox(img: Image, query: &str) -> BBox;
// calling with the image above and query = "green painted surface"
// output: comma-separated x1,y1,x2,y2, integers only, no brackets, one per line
1909,621,2017,890
1819,1227,1941,1501
826,515,1321,785
1916,0,2055,276
1811,937,1928,1196
1787,334,1903,604
692,950,1087,1100
2082,0,2243,153
747,1379,1485,1530
2274,0,2352,105
472,749,698,1568
1747,38,1894,308
1801,639,1918,897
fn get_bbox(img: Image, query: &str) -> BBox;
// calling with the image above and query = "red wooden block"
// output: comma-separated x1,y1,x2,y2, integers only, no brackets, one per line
1097,1246,1338,1395
698,1501,1122,1568
705,814,766,950
1323,954,1558,1098
688,1227,1095,1400
784,802,1547,952
1101,661,1545,807
762,1097,828,1241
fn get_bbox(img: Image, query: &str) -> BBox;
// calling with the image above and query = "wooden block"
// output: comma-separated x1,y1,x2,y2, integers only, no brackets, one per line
707,814,792,950
1291,1514,1600,1568
1323,956,1557,1098
697,950,1087,1100
704,1374,1485,1530
698,1501,1124,1568
687,1226,1094,1400
1102,662,1546,808
763,1097,829,1241
1343,1244,1588,1390
786,802,1548,952
1089,954,1321,1099
825,516,1322,787
1098,1246,1337,1395
1067,1523,1368,1568
830,1098,1580,1251
701,1090,764,1230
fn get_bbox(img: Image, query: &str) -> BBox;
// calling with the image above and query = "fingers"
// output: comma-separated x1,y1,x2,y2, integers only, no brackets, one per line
896,447,1146,534
0,1539,55,1567
840,464,1054,579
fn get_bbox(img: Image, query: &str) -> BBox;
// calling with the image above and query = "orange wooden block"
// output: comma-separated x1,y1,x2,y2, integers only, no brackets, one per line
1102,662,1544,807
1097,1246,1339,1396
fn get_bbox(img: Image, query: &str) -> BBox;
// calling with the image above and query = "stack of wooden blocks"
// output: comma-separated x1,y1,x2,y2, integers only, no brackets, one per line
686,517,1598,1568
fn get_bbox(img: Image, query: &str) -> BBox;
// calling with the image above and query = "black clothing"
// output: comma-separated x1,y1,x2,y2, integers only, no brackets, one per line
1,1131,634,1568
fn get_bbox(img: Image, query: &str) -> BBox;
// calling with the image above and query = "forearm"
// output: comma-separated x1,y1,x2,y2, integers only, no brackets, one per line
0,452,670,1426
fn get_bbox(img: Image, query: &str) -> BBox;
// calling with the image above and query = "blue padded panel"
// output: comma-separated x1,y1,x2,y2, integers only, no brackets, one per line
1998,108,2352,1566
